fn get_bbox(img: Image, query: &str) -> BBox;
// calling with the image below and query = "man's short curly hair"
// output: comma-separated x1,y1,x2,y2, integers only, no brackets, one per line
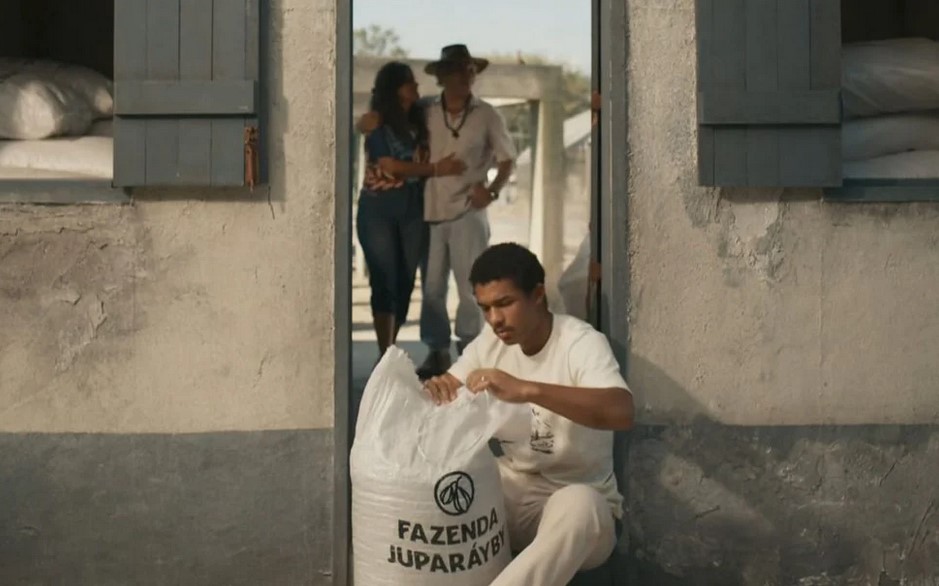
469,243,545,295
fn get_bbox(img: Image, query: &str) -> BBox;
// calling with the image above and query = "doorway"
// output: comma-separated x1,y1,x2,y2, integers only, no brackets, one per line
333,0,629,582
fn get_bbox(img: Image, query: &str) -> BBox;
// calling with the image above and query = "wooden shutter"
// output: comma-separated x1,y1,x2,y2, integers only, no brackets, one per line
113,0,260,187
696,0,842,187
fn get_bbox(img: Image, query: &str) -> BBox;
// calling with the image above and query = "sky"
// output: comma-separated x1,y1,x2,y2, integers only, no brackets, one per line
352,0,592,74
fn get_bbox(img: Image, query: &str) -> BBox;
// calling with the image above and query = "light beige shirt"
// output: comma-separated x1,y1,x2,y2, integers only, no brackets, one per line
423,94,516,222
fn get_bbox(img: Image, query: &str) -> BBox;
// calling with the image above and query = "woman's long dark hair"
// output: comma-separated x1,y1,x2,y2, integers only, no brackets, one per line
369,61,428,148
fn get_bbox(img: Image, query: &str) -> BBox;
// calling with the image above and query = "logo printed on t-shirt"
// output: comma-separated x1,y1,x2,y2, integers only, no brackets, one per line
530,408,555,454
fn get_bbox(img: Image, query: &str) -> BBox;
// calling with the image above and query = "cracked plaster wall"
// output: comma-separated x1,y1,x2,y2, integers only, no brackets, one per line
626,0,939,426
621,2,939,583
0,0,337,434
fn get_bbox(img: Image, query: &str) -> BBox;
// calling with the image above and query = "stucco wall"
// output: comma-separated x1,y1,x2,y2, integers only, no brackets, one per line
626,0,939,427
621,2,939,583
0,0,336,435
0,1,338,583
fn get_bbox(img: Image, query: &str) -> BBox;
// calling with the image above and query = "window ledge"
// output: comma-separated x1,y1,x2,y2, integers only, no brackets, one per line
0,180,131,204
825,179,939,203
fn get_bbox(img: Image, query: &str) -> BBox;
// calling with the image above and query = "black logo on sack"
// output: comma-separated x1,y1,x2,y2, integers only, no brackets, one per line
434,472,475,516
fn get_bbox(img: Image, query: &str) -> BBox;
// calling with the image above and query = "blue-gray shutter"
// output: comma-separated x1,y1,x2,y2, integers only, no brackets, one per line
113,0,260,187
696,0,842,187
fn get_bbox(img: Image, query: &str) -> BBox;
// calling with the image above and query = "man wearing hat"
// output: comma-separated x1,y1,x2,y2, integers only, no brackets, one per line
416,45,517,378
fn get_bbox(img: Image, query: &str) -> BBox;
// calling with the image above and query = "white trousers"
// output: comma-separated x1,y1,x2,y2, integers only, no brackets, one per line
490,468,618,586
419,209,490,352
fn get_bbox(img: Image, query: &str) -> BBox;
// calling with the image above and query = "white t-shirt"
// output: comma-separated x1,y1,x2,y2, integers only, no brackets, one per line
448,314,630,518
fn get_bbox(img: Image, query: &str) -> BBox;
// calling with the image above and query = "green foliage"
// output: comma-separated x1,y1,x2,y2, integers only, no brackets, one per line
353,25,409,58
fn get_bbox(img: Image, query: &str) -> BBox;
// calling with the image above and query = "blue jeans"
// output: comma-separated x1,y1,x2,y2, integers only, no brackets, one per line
420,209,490,352
356,187,427,325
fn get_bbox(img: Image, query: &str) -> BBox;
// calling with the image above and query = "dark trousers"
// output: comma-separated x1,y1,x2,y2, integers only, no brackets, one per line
356,187,427,325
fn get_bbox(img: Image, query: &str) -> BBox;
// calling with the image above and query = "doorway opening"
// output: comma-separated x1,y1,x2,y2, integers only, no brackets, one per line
348,1,595,399
333,0,628,583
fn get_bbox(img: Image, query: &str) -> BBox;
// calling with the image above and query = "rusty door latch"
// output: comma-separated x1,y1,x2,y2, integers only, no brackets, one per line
244,126,260,189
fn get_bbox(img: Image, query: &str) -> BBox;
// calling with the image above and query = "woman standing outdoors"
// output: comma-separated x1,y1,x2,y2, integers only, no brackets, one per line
357,62,466,357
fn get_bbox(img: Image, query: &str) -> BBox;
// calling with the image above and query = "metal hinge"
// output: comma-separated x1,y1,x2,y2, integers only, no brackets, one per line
244,126,260,189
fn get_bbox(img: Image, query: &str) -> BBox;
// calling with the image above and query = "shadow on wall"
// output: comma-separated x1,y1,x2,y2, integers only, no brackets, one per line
619,355,939,585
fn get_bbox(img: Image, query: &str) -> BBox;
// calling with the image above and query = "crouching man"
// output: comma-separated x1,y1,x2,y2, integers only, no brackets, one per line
423,242,634,586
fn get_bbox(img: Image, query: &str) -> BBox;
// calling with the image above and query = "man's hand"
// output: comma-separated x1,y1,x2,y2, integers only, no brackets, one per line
424,372,461,405
468,183,493,209
436,153,467,177
356,111,381,134
465,369,533,404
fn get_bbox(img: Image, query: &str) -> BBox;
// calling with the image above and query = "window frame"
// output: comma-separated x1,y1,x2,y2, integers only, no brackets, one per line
824,179,939,203
0,179,130,204
828,2,939,203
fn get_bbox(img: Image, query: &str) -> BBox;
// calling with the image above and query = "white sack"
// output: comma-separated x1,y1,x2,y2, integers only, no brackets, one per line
0,137,113,178
351,347,523,586
842,38,939,119
0,72,94,139
0,58,113,119
843,113,939,161
844,150,939,180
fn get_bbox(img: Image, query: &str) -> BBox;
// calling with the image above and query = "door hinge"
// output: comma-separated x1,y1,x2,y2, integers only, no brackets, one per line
244,126,260,189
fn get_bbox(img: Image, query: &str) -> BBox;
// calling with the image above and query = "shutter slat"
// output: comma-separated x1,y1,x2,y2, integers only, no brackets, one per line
211,0,248,186
746,0,778,91
806,0,842,185
711,0,747,185
113,0,148,186
145,0,181,185
181,0,214,80
245,0,260,80
178,0,214,184
777,0,811,90
712,0,746,89
213,0,247,80
714,128,748,186
745,0,779,184
211,124,245,187
696,0,716,184
810,0,841,89
777,0,815,186
146,122,181,185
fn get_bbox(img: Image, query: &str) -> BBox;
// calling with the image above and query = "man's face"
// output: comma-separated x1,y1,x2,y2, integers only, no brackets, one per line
474,278,545,346
440,63,477,94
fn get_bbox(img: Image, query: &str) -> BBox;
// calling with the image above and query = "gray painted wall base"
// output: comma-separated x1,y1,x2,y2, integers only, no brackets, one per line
623,424,939,585
0,430,334,585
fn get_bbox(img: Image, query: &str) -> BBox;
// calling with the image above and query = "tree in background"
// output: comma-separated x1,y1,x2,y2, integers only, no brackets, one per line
354,25,409,58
